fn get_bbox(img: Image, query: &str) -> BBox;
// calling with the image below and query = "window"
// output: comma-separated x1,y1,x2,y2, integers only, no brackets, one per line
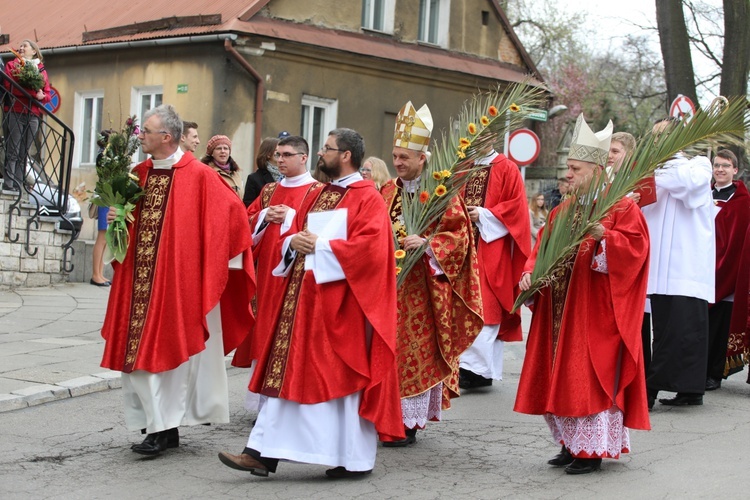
300,96,338,171
131,86,163,162
361,0,395,34
73,91,104,167
418,0,450,47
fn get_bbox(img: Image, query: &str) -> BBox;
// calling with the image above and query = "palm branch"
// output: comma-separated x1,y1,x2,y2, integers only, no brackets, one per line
396,79,548,287
513,96,750,311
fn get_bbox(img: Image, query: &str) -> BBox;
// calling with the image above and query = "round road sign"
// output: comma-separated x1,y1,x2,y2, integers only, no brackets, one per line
507,128,541,166
669,94,696,122
43,86,61,114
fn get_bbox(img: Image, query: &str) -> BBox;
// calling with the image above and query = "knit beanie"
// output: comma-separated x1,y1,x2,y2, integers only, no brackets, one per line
206,135,232,156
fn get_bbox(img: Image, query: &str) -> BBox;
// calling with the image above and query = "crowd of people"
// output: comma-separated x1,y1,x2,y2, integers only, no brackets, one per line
94,100,747,482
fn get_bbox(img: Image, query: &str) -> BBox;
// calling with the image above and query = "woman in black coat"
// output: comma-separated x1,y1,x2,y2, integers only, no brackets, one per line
243,137,281,207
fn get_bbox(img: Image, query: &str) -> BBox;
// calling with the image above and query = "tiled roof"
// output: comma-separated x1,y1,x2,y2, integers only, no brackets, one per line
0,0,541,84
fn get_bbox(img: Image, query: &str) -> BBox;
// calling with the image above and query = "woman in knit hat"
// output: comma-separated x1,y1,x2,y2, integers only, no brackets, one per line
201,135,242,196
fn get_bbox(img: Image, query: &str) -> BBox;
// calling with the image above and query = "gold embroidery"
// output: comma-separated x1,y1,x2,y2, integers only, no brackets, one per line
123,170,174,371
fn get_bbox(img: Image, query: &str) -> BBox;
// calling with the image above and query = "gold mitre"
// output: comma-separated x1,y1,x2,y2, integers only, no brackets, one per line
394,101,433,152
568,114,613,166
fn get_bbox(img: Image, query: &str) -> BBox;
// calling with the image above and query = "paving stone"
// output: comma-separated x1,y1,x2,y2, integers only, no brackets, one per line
11,384,71,405
0,393,28,412
58,376,110,397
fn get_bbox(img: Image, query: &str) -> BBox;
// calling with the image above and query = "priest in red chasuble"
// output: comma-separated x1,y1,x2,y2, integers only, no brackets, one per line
515,115,650,475
219,128,403,480
380,102,483,447
706,149,750,390
459,148,531,389
231,136,320,408
100,105,256,456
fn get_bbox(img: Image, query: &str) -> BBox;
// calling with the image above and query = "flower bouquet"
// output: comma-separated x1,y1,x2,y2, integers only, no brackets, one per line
394,81,547,287
90,116,144,263
8,48,45,91
512,96,750,311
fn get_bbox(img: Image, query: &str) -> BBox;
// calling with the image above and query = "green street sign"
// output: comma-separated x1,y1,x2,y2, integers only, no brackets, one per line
526,108,548,122
177,84,189,94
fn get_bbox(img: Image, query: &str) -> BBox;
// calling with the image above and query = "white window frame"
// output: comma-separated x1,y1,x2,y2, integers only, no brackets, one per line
130,85,164,162
418,0,451,47
361,0,395,34
72,90,104,168
300,95,338,171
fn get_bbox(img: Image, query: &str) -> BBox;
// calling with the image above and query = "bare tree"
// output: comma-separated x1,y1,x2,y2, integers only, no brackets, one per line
656,0,699,105
720,0,750,97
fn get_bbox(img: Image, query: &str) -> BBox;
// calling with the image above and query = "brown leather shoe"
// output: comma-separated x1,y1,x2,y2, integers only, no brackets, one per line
218,451,269,477
325,466,372,479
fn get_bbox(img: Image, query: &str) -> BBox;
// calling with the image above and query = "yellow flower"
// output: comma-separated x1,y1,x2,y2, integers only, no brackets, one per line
395,266,402,275
434,184,447,197
432,171,443,180
457,150,466,159
468,123,477,135
459,137,471,148
509,103,521,112
488,105,498,116
394,249,406,259
441,170,452,178
480,116,490,126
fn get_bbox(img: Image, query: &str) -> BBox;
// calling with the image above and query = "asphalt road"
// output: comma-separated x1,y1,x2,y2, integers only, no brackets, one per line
1,344,748,499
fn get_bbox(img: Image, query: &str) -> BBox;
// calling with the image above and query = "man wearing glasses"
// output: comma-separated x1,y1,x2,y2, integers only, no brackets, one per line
705,149,750,391
219,128,403,479
100,104,256,457
231,136,319,390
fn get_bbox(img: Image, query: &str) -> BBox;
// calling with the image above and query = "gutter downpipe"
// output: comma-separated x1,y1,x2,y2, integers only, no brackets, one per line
224,38,263,153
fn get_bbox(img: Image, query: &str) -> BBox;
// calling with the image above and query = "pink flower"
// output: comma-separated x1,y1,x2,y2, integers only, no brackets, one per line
132,126,140,136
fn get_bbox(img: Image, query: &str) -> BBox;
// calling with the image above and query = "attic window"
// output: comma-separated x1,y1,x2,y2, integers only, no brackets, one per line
481,11,489,26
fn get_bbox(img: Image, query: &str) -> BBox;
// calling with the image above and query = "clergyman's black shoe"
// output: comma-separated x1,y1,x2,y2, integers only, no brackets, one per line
459,368,493,389
132,428,179,455
565,458,602,475
647,389,658,411
382,428,417,447
547,445,574,466
705,377,721,391
659,393,703,406
325,466,373,479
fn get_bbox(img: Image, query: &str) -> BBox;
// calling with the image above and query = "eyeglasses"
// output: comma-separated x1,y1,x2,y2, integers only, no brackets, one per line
713,163,734,169
320,145,344,153
139,128,168,136
273,152,305,159
360,168,372,173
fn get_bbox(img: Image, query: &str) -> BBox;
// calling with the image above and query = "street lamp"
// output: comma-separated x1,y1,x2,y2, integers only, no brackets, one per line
548,104,568,120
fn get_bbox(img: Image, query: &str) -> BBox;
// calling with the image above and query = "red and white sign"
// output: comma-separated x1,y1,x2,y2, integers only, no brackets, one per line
669,94,696,122
507,128,540,166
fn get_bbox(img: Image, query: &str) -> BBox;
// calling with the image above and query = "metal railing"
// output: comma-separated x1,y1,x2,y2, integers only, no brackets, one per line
1,67,77,272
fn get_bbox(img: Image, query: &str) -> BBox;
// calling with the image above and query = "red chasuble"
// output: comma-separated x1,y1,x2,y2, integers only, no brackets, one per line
248,181,404,441
231,180,319,367
514,198,651,431
716,182,750,375
463,153,531,341
381,179,484,407
100,152,256,373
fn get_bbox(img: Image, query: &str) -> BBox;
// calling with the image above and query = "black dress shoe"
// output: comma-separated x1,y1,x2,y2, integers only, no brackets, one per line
325,466,373,479
565,458,602,475
382,428,417,447
547,445,574,466
132,428,179,455
705,377,722,391
90,278,111,287
659,393,703,406
459,368,493,389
